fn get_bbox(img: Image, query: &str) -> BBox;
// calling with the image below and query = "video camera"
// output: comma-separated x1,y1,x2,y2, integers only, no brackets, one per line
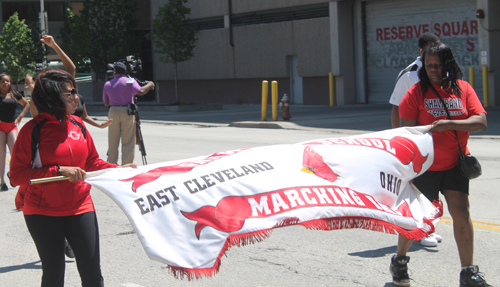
106,55,149,86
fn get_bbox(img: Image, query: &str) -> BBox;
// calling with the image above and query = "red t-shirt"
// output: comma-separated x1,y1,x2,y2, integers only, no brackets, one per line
399,80,486,171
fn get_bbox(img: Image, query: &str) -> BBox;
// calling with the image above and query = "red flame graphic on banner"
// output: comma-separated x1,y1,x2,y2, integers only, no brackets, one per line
390,136,428,173
301,146,339,182
120,149,249,192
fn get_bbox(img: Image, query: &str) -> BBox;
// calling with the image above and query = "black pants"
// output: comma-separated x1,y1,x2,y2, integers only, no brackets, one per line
24,212,104,287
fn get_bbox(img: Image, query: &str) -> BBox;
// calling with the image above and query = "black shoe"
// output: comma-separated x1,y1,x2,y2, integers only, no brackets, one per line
390,255,411,287
65,241,75,258
7,171,14,187
460,265,491,287
0,183,8,191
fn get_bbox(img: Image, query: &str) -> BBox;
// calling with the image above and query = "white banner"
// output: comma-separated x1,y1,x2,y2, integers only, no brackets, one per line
86,126,441,279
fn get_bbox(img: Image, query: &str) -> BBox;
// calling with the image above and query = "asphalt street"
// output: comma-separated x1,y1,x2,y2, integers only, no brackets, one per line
1,103,499,287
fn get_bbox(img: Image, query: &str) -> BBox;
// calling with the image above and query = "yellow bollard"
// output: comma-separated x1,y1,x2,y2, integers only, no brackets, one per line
272,81,278,121
329,72,335,106
469,67,475,89
261,81,268,121
483,66,489,107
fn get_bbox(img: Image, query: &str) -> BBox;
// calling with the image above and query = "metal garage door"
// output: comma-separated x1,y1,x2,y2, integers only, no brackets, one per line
365,0,481,104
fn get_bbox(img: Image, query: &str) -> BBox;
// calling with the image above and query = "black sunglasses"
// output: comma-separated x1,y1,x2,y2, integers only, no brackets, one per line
63,88,78,97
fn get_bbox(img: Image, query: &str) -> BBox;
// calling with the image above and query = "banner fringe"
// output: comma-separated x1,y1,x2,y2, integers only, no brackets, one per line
163,210,443,280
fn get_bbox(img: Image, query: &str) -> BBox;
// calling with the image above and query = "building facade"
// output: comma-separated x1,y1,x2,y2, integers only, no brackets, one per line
1,0,499,106
151,0,500,106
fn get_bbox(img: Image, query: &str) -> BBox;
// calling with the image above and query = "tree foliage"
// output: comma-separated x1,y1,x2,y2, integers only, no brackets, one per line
59,0,143,74
0,12,36,87
150,0,197,65
150,0,197,102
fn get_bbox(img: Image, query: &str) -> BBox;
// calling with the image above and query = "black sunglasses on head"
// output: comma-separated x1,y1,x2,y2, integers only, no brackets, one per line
63,89,78,97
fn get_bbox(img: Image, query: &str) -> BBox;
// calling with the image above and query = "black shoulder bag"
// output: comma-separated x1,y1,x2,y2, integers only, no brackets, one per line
428,84,482,179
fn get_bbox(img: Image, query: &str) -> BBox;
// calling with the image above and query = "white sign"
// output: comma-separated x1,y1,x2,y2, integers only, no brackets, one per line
481,50,488,65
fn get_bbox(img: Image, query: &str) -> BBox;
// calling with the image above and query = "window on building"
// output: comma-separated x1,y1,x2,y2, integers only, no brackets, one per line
69,2,84,16
190,4,329,31
45,2,65,21
2,2,37,21
2,2,66,22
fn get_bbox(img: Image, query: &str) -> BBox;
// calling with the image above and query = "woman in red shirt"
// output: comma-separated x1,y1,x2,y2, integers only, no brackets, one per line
390,43,490,287
10,68,135,287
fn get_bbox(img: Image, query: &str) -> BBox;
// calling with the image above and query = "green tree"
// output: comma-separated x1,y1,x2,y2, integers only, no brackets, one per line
150,0,197,103
59,0,142,74
59,7,91,72
0,12,36,90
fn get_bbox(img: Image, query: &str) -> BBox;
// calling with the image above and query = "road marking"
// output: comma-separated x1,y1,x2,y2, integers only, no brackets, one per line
441,216,500,231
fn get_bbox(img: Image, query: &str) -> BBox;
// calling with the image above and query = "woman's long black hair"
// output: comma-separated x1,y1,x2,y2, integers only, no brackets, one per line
418,42,463,97
0,73,21,97
32,68,77,122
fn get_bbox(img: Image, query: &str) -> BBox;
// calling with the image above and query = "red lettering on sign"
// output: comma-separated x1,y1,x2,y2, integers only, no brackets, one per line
376,20,478,41
422,24,430,33
413,25,422,38
467,38,475,52
452,22,461,35
391,26,398,40
434,23,441,37
460,20,469,35
471,20,478,34
376,28,382,41
398,26,405,39
384,27,390,40
442,22,451,36
406,26,413,38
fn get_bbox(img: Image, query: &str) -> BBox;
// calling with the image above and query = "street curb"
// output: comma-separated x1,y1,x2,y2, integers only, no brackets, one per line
86,117,368,134
85,103,223,112
228,121,371,135
229,121,286,129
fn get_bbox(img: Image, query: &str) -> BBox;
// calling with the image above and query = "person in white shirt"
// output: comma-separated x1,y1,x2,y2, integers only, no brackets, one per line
389,32,442,248
390,33,440,128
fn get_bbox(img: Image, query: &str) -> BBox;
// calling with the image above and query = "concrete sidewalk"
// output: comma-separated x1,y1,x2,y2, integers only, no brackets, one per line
83,102,500,137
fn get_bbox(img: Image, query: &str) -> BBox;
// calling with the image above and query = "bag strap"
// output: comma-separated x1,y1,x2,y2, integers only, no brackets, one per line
31,119,49,165
31,116,87,165
428,84,465,157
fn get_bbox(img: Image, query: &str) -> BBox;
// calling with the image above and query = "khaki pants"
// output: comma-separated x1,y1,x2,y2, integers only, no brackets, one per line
107,106,135,164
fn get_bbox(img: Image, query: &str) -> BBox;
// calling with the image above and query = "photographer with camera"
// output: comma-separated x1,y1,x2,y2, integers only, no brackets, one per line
102,62,154,165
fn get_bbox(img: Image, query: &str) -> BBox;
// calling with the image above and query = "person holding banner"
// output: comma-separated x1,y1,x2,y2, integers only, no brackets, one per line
9,68,135,287
25,35,111,259
391,42,490,287
389,33,442,247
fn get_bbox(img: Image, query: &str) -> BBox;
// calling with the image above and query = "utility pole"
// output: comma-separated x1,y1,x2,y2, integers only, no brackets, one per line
39,0,48,68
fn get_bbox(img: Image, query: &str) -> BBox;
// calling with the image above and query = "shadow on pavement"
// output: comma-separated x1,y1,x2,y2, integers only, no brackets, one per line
348,243,439,259
0,260,42,273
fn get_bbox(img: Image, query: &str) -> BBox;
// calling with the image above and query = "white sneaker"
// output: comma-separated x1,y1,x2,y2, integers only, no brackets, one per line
430,233,442,243
420,235,438,247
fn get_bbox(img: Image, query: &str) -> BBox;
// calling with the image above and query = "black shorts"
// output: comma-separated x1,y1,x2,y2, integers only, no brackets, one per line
412,164,469,202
